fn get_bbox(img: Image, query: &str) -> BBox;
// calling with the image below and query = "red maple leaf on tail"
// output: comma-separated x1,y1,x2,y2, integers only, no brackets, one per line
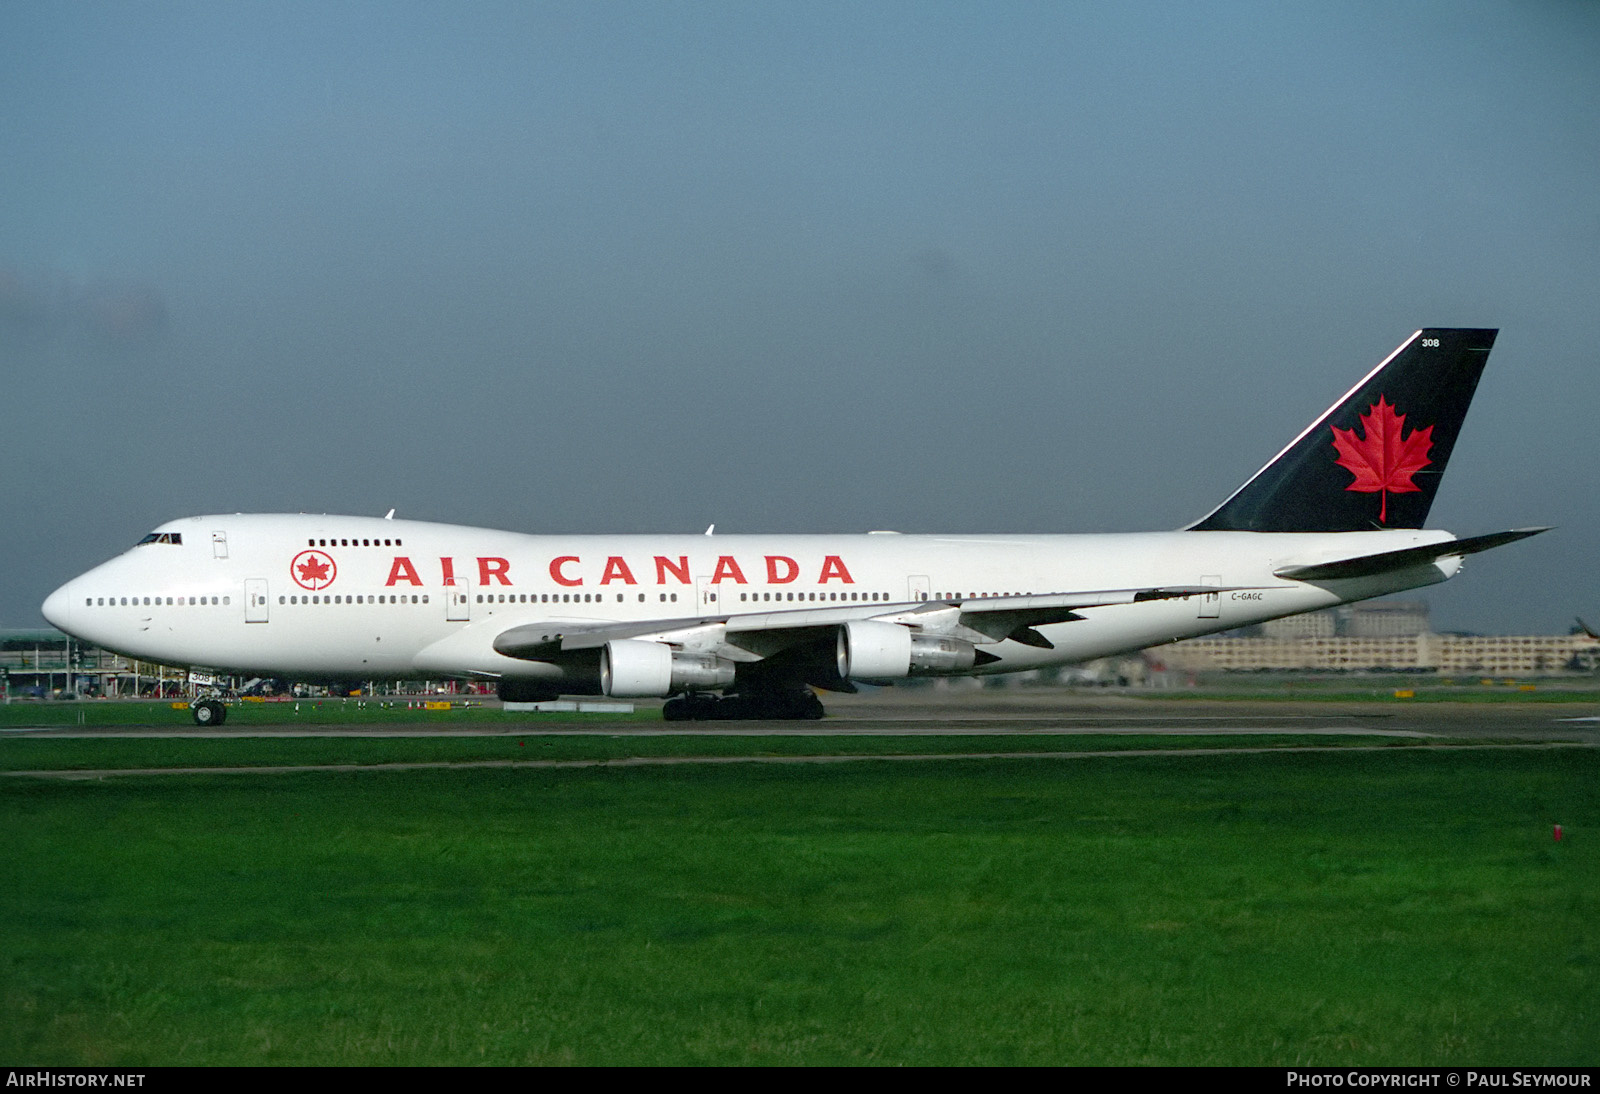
1330,396,1434,523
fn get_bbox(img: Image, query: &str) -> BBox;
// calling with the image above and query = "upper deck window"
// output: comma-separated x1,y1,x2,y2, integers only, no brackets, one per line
135,532,183,546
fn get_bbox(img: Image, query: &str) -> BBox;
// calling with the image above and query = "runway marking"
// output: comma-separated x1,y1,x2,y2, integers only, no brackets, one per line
7,742,1592,780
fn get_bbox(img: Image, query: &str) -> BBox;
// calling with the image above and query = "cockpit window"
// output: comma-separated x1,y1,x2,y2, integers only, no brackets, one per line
135,532,183,546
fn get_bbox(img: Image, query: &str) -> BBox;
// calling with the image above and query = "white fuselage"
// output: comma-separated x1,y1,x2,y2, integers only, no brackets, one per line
41,513,1461,686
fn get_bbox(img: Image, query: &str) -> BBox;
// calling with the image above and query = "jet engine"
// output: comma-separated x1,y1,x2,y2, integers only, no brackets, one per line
834,620,977,680
600,639,736,698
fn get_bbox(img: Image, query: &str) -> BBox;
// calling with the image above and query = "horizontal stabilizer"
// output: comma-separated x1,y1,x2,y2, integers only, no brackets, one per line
1274,527,1549,582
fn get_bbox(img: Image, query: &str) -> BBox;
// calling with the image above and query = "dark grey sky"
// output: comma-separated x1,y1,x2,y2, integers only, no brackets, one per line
4,1,1596,634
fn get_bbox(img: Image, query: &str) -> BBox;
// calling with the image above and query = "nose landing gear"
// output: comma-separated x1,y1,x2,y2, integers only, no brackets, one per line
191,699,228,726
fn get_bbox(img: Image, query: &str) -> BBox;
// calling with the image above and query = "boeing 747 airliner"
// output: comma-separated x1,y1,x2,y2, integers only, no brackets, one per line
42,329,1545,722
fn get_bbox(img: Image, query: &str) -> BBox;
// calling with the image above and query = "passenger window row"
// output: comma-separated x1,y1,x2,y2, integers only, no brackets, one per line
476,592,681,604
931,592,1029,600
739,591,890,603
87,596,228,606
278,594,428,605
83,589,1026,611
306,538,401,548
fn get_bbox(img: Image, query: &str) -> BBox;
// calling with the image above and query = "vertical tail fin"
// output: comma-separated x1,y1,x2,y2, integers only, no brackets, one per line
1189,328,1497,532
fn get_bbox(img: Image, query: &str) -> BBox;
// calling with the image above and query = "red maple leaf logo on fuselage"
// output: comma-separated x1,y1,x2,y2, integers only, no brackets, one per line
291,549,337,590
1330,396,1434,524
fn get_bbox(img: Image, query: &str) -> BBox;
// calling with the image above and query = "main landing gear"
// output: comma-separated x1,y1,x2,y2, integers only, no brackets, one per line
662,686,826,721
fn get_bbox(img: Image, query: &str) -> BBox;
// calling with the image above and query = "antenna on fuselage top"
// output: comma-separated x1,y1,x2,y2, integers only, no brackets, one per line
704,524,715,536
384,509,395,520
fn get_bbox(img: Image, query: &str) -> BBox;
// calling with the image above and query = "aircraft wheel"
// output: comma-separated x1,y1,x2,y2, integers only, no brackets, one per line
715,690,825,721
662,694,724,722
192,700,227,727
764,692,824,720
662,691,825,722
791,692,826,720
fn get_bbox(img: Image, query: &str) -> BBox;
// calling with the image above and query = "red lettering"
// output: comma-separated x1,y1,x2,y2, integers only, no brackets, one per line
550,556,582,587
440,557,456,586
819,555,854,584
711,555,747,584
600,556,637,585
654,555,690,585
765,556,799,584
478,557,511,586
385,557,423,587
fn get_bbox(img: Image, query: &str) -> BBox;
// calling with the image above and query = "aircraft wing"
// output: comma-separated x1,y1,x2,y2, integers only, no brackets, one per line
491,584,1240,662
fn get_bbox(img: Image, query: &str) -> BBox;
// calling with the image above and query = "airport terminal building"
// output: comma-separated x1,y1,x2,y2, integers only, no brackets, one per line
1,627,189,698
1156,602,1600,675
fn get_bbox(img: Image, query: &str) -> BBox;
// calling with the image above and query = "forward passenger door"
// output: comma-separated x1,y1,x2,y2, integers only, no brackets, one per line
245,579,269,623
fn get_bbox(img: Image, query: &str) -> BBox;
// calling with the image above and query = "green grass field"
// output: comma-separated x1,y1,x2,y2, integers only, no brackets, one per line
0,731,1449,774
3,741,1594,1065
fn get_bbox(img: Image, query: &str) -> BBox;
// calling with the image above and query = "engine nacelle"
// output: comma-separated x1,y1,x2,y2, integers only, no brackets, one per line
836,620,912,678
668,652,738,692
600,639,735,698
907,633,981,674
835,621,978,680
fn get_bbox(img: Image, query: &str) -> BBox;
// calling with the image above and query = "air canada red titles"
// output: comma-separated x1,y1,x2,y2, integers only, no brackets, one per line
372,554,856,589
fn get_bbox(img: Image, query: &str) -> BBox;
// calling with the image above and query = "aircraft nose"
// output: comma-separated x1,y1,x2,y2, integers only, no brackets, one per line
41,581,74,632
